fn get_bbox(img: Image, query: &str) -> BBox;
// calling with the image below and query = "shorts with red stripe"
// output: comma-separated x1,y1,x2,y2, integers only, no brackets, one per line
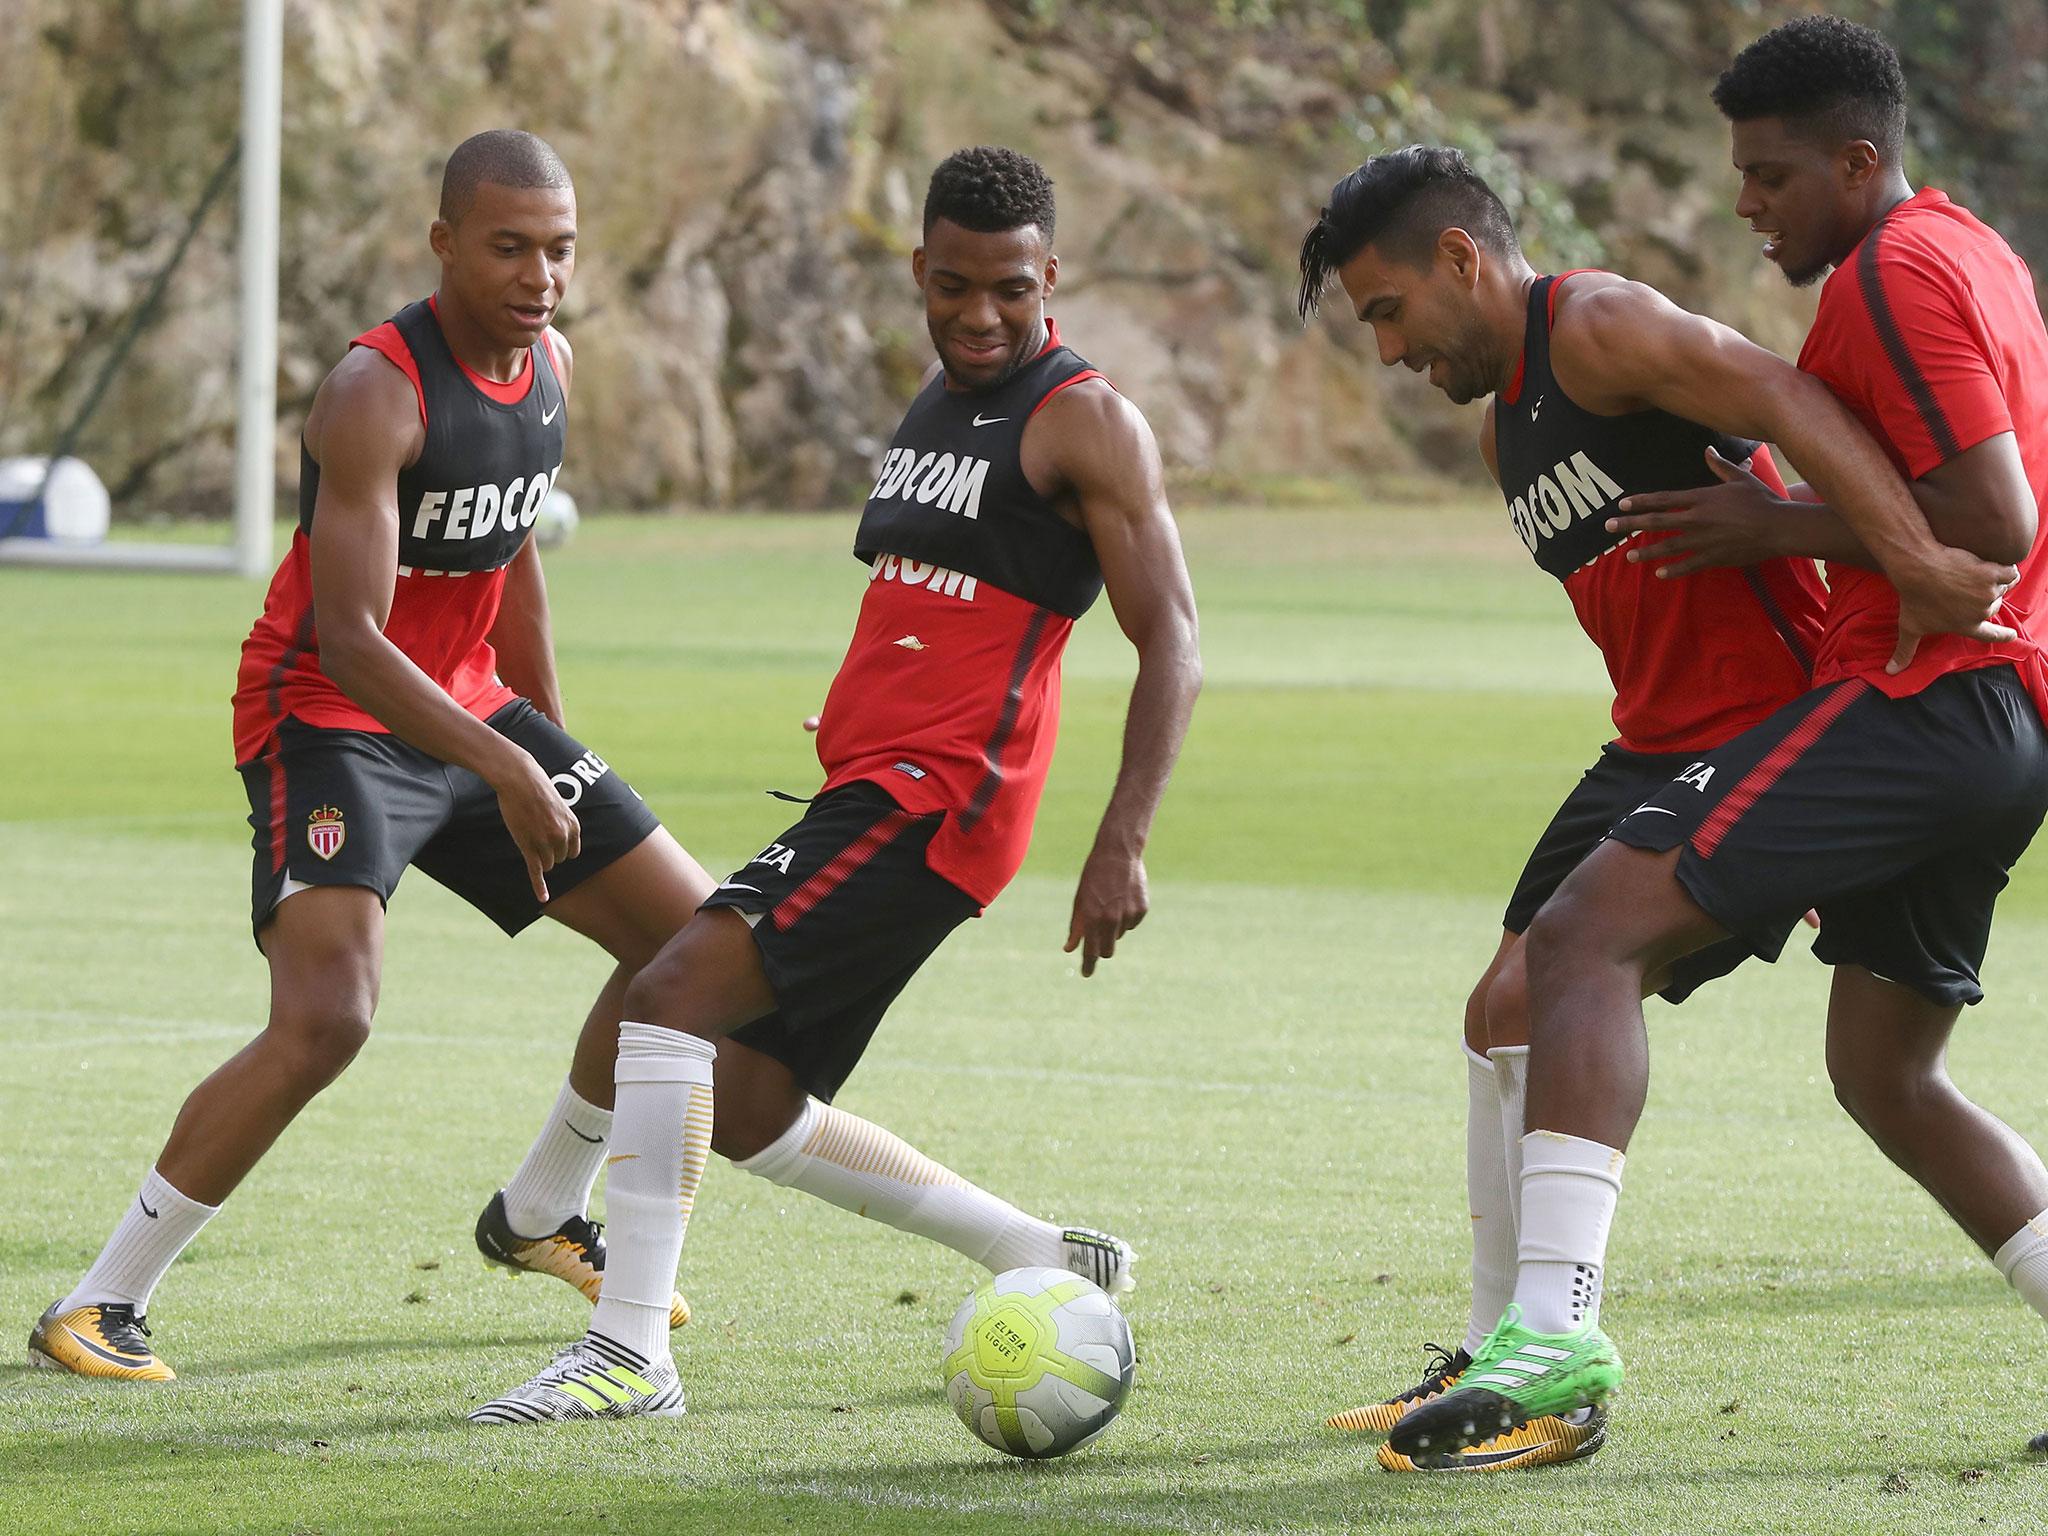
236,701,661,945
1607,663,2048,1007
707,782,978,1101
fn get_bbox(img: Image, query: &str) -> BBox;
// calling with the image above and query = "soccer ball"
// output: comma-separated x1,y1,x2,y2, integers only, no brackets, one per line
535,486,579,549
942,1267,1136,1458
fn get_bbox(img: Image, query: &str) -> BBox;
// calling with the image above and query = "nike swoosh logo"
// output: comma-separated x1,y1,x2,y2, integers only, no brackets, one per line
716,881,763,894
1447,1444,1546,1468
1627,805,1678,818
138,1197,159,1219
1530,395,1544,419
605,1153,639,1166
971,413,1008,427
541,398,561,425
566,1124,603,1144
62,1326,150,1367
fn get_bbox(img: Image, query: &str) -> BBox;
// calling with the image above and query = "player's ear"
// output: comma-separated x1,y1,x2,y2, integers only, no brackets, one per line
1042,250,1058,298
429,218,455,265
1441,227,1482,289
1841,139,1881,190
911,245,928,290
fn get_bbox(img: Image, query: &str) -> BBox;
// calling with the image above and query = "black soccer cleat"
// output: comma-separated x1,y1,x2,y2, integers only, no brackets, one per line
475,1191,689,1329
1327,1341,1472,1433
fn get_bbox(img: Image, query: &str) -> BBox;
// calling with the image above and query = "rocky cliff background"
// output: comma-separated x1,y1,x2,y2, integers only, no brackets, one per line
4,0,2045,517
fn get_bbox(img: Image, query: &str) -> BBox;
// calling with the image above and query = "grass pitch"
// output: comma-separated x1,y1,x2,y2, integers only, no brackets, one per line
3,502,2046,1535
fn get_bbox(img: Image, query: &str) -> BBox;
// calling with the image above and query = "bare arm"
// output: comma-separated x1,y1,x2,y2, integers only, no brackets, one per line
306,351,579,899
1030,382,1202,977
490,537,564,727
1605,444,1879,576
487,329,573,726
1552,280,2016,665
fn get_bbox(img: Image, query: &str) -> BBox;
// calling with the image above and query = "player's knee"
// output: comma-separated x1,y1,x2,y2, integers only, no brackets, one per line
620,936,695,1022
269,1004,373,1090
1519,900,1586,992
709,1056,804,1162
620,910,761,1034
1484,960,1532,1049
712,1102,794,1163
1461,974,1492,1053
1827,1035,1947,1142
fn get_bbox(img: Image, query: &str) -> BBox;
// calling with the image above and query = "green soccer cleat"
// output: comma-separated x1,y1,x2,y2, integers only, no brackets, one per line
1387,1306,1623,1466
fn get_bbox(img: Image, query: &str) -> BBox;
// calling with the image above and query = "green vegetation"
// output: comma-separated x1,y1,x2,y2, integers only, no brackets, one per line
3,507,2045,1533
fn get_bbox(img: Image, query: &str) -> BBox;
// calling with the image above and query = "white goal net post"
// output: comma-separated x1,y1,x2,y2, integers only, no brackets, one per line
0,0,279,578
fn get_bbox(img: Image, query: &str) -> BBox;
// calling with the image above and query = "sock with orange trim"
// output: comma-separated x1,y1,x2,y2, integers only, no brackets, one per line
588,1022,716,1362
1996,1208,2048,1325
734,1098,1060,1273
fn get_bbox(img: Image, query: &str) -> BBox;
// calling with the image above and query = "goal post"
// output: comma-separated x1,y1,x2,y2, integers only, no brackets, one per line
0,0,280,578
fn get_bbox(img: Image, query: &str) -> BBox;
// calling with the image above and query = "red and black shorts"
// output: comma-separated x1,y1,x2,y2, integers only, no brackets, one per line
1608,664,2048,1008
704,781,979,1102
1504,742,1777,1004
235,699,661,945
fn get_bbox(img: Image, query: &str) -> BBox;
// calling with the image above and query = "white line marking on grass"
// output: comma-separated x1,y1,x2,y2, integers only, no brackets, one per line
879,1055,1392,1105
0,811,221,829
0,1006,556,1054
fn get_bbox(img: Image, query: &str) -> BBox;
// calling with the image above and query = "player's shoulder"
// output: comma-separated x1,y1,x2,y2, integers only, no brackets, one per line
543,324,574,389
307,339,426,456
1842,192,2010,295
1030,374,1148,454
321,344,420,415
1549,271,1672,338
1547,271,1691,373
1816,199,1988,341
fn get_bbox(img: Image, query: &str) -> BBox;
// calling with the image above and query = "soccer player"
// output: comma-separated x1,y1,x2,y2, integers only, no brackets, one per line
1296,145,1834,1472
470,146,1201,1424
27,131,716,1380
1393,16,2048,1463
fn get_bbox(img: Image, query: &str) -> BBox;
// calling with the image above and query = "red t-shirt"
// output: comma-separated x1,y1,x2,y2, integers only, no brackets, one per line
1561,443,1823,754
1797,188,2048,717
814,558,1072,909
230,317,557,765
1500,272,1826,755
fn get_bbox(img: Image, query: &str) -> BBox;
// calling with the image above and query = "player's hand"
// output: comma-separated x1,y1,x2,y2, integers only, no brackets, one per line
1608,448,1783,577
1064,843,1148,978
1887,544,2019,673
494,753,582,902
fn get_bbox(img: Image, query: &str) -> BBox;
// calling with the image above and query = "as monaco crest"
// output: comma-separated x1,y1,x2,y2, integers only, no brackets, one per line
307,804,346,862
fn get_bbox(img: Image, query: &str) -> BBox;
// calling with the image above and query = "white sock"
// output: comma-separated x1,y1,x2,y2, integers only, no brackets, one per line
1463,1046,1515,1355
587,1022,716,1363
1995,1208,2048,1324
501,1077,613,1237
735,1097,1063,1272
1515,1130,1625,1335
60,1167,219,1314
1491,1044,1529,1229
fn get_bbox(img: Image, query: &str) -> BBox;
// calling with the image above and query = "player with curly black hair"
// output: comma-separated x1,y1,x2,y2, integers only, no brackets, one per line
1397,15,2048,1463
1708,12,1908,287
473,147,1201,1426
